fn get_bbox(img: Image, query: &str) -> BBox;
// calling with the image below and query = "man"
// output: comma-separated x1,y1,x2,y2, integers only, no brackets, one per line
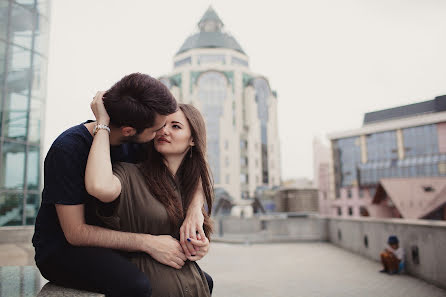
33,73,213,297
380,235,404,274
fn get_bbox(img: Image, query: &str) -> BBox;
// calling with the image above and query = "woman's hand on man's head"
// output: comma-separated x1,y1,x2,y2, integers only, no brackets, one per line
91,91,110,126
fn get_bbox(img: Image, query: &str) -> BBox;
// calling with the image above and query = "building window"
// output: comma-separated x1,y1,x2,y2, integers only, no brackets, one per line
225,156,229,167
253,78,271,184
197,54,226,65
224,140,229,150
403,125,438,157
240,156,248,167
240,139,248,150
366,131,398,162
240,174,248,184
348,207,353,216
1,142,27,190
231,56,248,67
333,137,362,188
174,56,191,68
359,189,364,198
360,206,370,217
197,71,228,184
347,188,352,199
337,207,342,216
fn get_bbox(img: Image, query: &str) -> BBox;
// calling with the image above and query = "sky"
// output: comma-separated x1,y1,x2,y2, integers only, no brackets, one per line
45,0,446,181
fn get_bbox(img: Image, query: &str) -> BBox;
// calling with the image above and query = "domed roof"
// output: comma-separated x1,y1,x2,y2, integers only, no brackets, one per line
176,6,245,55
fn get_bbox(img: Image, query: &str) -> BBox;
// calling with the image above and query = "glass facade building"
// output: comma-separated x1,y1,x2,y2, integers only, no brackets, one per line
162,6,282,201
333,122,446,190
0,0,50,226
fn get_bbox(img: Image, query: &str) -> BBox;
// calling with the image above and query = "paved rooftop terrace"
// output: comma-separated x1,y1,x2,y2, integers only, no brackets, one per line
0,242,445,297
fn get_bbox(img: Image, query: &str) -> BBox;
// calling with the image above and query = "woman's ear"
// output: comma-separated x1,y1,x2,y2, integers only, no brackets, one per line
190,138,195,146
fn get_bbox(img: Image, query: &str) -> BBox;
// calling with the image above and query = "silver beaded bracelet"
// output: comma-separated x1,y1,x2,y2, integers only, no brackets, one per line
93,124,110,136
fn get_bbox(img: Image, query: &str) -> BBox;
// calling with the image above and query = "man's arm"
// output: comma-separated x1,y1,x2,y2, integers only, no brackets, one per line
56,204,187,269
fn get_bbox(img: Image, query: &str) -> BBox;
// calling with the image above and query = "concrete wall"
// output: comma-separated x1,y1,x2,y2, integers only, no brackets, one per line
0,226,34,244
329,217,446,290
216,215,446,289
216,215,328,241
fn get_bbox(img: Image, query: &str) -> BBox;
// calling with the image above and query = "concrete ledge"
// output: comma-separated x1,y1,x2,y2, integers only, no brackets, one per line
216,215,446,290
213,234,326,244
37,283,105,297
0,265,104,297
327,216,446,227
329,217,446,290
0,226,34,244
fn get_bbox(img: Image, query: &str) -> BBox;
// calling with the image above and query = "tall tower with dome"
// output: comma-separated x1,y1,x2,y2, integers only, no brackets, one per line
160,6,281,202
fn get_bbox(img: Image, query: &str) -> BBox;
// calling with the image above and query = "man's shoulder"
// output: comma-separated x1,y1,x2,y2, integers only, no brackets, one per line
50,122,93,153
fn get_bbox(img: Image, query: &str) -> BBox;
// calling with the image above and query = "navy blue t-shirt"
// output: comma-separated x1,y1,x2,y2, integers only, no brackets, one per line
32,121,148,265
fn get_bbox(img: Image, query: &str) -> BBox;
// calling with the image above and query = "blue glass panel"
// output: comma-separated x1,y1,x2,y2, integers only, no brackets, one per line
366,131,398,161
174,57,191,68
26,146,39,190
335,137,362,187
1,142,26,190
0,192,23,226
403,125,439,156
0,1,9,41
197,72,227,183
231,56,248,67
253,78,270,184
198,54,225,65
10,3,34,49
25,192,40,225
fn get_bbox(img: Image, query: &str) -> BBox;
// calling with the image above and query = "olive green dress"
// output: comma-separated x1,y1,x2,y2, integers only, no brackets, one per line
98,162,211,297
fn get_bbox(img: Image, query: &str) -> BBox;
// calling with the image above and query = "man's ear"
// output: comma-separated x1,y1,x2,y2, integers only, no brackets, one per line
121,126,137,137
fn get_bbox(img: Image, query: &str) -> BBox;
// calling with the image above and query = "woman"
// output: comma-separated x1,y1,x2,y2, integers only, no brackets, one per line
85,103,213,297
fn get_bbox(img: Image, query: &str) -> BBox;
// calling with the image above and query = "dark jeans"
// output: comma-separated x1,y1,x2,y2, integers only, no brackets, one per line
37,245,213,297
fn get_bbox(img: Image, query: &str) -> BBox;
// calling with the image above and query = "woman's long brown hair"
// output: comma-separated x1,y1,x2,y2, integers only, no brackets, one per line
139,104,214,238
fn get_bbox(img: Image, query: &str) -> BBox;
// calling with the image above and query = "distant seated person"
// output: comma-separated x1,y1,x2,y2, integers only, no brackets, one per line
380,235,404,274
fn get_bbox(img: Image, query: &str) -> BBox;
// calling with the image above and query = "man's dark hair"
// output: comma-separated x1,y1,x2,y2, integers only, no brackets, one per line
103,73,177,133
